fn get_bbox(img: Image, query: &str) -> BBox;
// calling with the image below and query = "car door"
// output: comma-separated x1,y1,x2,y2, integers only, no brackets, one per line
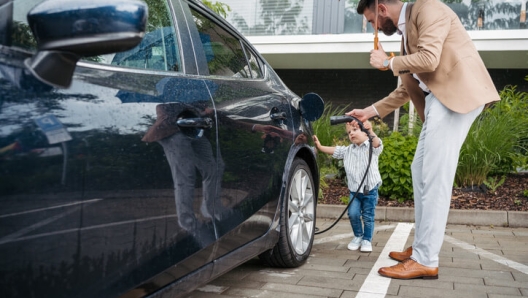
0,0,220,296
183,1,296,257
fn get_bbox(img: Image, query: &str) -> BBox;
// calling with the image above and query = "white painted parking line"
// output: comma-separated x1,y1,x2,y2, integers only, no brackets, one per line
196,284,228,294
0,199,103,245
444,235,528,275
0,198,102,219
356,222,414,298
313,225,396,245
0,206,82,245
0,214,177,245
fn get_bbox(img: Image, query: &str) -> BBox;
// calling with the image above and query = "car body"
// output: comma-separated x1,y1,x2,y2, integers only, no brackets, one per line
0,0,324,297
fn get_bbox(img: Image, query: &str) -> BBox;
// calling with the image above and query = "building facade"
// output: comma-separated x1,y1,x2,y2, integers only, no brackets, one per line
218,0,528,124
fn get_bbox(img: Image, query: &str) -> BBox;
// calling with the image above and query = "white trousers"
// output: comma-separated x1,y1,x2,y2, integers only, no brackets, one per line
411,94,484,267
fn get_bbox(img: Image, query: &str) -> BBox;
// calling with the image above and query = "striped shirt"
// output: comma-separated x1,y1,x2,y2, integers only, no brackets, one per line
332,139,383,194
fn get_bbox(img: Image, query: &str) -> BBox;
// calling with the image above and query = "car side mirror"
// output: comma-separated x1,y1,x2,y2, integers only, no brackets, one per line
24,0,148,88
299,93,324,121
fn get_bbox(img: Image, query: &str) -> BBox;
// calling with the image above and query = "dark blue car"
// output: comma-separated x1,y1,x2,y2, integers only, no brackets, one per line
0,0,324,297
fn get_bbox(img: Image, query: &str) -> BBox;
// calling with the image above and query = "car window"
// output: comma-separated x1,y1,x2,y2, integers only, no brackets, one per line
242,42,264,79
190,8,251,78
102,0,181,72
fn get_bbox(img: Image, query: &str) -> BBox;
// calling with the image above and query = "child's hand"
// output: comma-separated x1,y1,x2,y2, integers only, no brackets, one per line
363,120,372,131
313,135,323,148
363,120,376,133
348,121,360,130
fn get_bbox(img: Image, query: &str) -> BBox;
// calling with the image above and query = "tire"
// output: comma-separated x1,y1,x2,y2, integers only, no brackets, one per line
260,158,316,267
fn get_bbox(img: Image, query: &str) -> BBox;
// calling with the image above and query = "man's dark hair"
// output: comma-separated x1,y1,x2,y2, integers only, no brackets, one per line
357,0,396,14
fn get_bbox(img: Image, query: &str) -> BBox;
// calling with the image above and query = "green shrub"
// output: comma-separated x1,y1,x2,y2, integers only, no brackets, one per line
340,195,350,205
317,165,338,202
455,85,528,187
371,117,392,138
482,175,506,192
378,132,417,201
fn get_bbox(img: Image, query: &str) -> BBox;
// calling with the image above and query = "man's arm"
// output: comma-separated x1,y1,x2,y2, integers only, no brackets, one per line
346,83,411,122
372,85,412,119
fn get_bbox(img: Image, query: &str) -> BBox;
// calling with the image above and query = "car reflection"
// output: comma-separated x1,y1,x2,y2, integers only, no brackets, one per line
142,103,224,243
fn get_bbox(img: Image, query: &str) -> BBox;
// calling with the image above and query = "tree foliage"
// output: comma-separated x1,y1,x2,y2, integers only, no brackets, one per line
201,0,231,18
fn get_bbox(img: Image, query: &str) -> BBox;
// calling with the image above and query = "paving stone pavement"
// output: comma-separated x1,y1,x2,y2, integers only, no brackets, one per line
186,218,528,298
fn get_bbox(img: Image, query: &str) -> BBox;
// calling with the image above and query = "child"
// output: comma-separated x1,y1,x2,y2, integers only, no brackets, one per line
313,120,383,252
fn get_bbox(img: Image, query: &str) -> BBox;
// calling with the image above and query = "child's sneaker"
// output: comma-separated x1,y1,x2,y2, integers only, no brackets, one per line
347,236,363,251
360,240,372,252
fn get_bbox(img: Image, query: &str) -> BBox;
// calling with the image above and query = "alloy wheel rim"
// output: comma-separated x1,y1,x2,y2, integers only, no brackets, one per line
288,168,315,255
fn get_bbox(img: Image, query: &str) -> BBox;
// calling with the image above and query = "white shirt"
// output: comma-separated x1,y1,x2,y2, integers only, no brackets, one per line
332,139,383,194
392,2,431,93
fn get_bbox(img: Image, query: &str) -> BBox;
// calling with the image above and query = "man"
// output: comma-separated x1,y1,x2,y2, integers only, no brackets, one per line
348,0,500,279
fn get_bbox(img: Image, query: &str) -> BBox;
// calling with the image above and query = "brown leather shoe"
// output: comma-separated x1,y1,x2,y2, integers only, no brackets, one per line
378,258,438,279
389,246,412,262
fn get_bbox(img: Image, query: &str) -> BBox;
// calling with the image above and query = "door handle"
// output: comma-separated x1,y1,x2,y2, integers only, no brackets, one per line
270,112,286,120
176,117,213,129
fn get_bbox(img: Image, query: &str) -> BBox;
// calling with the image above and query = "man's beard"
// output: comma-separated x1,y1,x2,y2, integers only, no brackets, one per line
379,16,398,36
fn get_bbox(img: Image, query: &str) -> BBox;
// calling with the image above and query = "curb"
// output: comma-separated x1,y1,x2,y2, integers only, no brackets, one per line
316,204,528,228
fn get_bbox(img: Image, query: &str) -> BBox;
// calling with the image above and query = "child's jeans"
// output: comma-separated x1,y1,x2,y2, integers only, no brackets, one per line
348,186,379,242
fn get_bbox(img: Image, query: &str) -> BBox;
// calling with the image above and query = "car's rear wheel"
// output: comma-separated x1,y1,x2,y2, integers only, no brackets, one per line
260,158,316,267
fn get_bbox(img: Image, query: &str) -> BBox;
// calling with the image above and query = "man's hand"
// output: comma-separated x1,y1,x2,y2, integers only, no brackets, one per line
370,42,390,70
346,106,377,122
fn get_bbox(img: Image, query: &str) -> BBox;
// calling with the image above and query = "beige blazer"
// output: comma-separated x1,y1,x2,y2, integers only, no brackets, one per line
373,0,500,122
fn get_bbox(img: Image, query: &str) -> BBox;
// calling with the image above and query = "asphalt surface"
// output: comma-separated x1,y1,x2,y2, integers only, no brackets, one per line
186,206,528,298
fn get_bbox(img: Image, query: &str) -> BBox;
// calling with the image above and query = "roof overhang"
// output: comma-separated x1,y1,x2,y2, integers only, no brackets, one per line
247,30,528,69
